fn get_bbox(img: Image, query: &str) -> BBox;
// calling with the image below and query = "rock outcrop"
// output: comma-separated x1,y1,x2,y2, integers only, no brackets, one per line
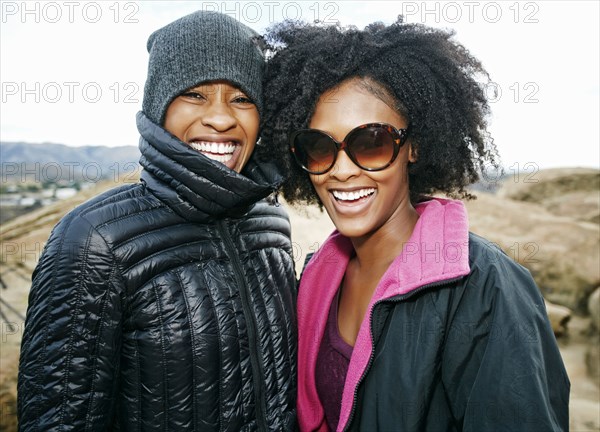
498,167,599,224
465,169,600,313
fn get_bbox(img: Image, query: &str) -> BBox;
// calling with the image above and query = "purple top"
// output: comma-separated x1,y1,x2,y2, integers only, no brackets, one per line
315,291,354,431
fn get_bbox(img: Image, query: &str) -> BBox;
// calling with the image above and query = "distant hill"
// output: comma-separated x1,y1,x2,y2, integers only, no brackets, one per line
0,141,140,182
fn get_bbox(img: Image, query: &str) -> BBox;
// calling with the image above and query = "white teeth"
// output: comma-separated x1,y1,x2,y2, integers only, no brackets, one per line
332,188,376,201
189,141,237,155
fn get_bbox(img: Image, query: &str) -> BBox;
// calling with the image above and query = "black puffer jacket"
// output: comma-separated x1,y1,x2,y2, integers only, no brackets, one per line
18,113,297,431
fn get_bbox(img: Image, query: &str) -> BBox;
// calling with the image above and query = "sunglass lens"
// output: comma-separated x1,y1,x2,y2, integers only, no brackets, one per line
348,126,395,170
295,131,336,173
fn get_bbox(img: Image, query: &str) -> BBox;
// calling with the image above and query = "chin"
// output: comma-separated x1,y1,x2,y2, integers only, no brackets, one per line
331,219,375,239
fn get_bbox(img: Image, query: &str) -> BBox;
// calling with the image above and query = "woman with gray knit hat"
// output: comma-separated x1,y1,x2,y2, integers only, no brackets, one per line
18,11,297,431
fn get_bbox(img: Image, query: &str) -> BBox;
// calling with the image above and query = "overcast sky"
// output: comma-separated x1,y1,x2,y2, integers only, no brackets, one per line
1,1,599,170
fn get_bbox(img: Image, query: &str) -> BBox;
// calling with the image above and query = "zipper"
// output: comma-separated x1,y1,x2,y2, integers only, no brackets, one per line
217,220,268,431
342,276,464,431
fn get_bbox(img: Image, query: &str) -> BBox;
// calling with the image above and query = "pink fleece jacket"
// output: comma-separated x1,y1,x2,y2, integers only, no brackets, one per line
296,198,472,431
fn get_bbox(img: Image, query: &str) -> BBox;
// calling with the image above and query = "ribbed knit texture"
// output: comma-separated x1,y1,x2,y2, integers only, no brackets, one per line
142,11,264,125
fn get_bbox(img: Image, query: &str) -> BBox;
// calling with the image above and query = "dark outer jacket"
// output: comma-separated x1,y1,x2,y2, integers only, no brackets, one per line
297,198,569,431
18,112,297,431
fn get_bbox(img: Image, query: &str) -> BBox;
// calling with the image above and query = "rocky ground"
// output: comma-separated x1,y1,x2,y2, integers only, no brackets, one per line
1,169,598,431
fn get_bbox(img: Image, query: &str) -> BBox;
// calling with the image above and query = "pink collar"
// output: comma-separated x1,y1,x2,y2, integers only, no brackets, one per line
296,198,471,431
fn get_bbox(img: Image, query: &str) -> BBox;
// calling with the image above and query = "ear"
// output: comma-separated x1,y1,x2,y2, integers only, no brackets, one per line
408,143,418,163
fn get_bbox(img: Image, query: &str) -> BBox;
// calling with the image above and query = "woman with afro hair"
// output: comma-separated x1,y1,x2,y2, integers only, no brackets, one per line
262,18,569,431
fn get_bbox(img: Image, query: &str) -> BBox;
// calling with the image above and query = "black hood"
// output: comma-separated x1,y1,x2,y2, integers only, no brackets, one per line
137,111,282,223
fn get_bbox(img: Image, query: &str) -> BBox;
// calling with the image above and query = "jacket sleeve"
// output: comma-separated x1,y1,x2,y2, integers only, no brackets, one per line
18,211,124,431
440,243,570,431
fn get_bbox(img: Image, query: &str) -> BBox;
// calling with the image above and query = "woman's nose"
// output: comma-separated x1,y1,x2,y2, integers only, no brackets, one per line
201,99,237,131
329,149,361,181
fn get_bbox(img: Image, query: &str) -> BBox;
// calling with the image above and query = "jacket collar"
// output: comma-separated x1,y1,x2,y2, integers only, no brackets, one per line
296,197,471,431
136,112,282,223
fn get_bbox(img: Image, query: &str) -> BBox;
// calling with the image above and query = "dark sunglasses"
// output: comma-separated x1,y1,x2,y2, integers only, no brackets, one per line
290,123,409,175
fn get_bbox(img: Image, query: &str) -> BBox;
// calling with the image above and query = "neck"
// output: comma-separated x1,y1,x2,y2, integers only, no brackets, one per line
350,198,419,272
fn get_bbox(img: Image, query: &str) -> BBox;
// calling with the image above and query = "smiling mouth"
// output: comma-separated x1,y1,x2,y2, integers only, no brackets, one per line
189,141,238,163
331,188,376,203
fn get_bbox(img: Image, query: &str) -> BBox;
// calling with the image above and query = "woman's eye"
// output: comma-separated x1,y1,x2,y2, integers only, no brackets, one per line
232,96,254,105
181,91,205,100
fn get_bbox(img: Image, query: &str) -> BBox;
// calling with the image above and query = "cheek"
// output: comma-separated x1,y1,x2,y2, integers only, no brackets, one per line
375,167,410,202
163,113,180,138
238,110,260,140
308,174,325,189
163,103,193,140
309,175,331,202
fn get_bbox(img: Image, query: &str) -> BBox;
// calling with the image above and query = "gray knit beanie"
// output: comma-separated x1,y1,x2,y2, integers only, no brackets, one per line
142,11,265,125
